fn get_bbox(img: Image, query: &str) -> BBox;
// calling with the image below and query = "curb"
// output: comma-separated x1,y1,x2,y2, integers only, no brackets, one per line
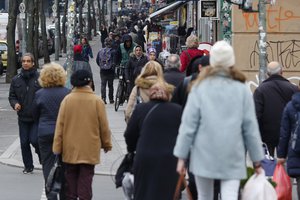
0,137,117,176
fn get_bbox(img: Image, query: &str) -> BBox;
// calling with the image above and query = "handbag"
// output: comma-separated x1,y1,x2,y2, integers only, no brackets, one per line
115,152,135,188
46,155,63,194
261,143,277,177
173,174,193,200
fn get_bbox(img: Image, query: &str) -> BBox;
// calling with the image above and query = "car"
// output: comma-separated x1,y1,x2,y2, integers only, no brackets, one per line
0,40,7,75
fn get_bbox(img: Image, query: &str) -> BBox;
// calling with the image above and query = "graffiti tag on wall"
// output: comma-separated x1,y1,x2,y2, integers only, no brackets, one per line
242,6,300,32
250,40,300,69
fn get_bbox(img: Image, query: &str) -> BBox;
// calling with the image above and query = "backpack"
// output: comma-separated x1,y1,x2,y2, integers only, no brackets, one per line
97,48,113,70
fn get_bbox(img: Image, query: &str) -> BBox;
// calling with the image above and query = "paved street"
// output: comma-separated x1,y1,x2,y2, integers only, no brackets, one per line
0,35,126,199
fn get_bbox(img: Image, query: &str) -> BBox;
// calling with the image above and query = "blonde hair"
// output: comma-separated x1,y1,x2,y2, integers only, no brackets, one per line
39,62,67,88
135,61,164,83
186,35,200,49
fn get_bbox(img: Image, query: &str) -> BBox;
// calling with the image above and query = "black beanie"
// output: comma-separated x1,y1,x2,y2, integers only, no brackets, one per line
71,69,92,87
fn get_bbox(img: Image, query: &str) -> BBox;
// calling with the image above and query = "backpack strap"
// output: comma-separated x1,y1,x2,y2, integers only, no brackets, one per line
142,103,160,128
183,50,191,64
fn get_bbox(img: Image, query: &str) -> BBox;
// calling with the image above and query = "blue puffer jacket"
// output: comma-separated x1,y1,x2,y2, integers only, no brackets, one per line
32,87,70,137
277,92,300,177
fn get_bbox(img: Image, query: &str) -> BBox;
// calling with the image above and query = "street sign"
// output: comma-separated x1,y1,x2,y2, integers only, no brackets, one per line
19,3,26,13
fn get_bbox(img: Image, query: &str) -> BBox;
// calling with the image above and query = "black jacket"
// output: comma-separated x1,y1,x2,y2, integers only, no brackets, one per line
164,68,185,87
9,68,41,122
125,54,148,82
254,74,299,146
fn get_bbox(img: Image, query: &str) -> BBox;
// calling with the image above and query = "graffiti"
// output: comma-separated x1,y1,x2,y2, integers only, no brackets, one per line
246,74,300,91
242,6,300,31
250,40,300,69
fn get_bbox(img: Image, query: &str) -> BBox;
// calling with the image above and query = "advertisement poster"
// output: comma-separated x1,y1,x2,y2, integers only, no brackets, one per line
200,0,217,18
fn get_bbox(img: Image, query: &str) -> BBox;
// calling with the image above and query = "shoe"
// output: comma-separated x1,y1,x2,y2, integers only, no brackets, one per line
23,167,34,174
102,99,107,104
110,100,114,104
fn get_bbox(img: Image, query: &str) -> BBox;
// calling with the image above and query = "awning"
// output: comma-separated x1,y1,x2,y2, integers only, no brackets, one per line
148,1,186,19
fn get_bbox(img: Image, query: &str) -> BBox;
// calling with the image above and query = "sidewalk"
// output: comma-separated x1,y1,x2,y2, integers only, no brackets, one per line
0,35,128,175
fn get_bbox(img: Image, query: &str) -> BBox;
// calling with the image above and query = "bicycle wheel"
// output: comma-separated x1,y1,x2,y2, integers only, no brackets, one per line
114,82,123,111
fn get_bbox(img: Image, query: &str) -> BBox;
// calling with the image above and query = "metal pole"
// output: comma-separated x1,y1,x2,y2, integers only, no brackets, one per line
65,0,75,89
258,0,267,84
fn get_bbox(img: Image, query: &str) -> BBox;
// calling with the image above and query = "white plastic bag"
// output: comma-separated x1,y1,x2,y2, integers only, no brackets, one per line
241,170,277,200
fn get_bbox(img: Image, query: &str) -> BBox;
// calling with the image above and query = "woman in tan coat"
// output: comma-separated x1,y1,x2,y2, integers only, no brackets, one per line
53,69,112,200
124,61,170,123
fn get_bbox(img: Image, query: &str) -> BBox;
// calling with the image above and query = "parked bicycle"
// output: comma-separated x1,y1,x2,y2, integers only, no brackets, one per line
115,65,128,111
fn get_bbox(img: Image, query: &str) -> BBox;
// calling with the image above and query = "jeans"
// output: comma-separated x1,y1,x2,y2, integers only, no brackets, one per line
195,176,240,200
64,163,95,200
18,120,40,169
100,73,114,101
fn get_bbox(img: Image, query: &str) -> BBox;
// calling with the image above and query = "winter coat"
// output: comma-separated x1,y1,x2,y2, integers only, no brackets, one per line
164,68,185,87
179,48,204,72
124,75,157,123
32,87,70,137
174,72,264,179
124,101,182,200
277,92,300,177
8,68,41,122
52,87,112,165
254,74,298,147
125,53,148,83
72,54,93,74
82,44,93,62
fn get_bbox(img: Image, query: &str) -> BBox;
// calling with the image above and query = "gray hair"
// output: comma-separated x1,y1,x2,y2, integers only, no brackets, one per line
166,54,181,69
267,61,282,76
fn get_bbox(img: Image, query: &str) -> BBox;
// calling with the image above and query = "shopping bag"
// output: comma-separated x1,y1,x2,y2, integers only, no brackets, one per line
272,164,292,200
115,152,135,188
46,155,63,194
241,169,277,200
261,143,277,176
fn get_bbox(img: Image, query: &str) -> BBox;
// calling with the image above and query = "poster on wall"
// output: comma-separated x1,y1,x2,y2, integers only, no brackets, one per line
200,0,218,18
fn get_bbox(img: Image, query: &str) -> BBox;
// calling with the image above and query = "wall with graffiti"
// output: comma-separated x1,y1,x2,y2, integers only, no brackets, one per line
231,0,300,83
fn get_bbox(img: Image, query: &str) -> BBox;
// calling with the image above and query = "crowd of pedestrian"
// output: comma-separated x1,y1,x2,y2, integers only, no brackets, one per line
7,13,300,199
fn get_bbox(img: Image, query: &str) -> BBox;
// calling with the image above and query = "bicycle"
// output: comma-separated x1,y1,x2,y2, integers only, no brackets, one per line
115,66,128,111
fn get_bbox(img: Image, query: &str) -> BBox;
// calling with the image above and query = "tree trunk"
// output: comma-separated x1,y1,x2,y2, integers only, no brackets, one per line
78,0,83,36
6,0,19,83
87,0,92,40
91,0,97,36
101,0,105,26
33,0,39,68
40,0,50,64
62,0,68,53
97,0,101,31
27,0,34,55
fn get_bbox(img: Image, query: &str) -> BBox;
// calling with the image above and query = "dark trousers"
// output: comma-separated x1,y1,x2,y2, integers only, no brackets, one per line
18,120,40,169
65,163,95,200
100,73,114,101
38,135,65,200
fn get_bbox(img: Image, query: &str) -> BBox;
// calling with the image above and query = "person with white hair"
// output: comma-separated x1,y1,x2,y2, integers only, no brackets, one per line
164,54,185,87
174,41,264,200
254,61,299,156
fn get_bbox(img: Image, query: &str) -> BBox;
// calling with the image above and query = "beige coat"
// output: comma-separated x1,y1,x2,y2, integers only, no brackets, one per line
53,87,112,165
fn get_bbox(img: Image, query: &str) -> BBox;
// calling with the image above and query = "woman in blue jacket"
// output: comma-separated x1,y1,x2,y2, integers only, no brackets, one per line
277,92,300,199
32,63,70,200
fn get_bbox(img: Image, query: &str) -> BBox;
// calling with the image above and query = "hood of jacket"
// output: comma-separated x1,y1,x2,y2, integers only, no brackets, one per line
292,92,300,111
135,75,158,89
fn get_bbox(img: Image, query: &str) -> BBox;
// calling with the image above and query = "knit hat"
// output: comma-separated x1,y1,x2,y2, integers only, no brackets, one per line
71,69,92,87
73,45,83,54
210,41,235,68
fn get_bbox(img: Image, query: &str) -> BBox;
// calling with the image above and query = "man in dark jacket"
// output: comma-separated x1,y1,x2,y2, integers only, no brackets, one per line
96,38,115,104
254,61,299,156
164,54,185,87
8,53,41,174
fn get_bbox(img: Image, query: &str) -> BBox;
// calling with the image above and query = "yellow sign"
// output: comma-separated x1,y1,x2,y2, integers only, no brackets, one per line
170,21,179,26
